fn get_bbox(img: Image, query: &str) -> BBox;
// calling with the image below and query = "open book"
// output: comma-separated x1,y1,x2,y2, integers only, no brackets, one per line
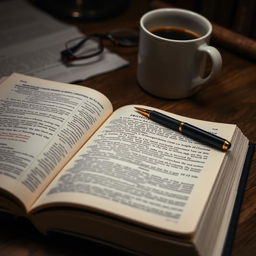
0,73,253,256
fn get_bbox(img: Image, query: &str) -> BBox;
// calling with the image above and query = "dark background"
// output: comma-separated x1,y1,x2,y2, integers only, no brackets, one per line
32,0,256,39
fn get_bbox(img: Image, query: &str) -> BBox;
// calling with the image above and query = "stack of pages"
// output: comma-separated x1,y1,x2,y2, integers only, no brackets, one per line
0,0,128,82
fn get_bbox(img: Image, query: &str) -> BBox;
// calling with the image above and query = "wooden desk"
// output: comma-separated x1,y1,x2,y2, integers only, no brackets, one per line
1,1,255,255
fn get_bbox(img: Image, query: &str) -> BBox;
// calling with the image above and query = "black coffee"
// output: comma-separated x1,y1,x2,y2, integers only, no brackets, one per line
150,26,201,40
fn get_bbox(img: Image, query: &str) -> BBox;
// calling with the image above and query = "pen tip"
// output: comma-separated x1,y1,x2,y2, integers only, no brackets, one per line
134,107,151,118
134,107,146,111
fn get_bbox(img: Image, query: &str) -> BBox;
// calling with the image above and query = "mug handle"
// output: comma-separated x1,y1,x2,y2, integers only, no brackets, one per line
191,44,222,89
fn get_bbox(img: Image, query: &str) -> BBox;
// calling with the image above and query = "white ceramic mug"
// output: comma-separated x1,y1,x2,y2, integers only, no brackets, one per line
137,8,222,99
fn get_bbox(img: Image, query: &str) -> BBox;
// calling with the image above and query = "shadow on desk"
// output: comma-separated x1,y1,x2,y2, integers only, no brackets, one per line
0,213,133,256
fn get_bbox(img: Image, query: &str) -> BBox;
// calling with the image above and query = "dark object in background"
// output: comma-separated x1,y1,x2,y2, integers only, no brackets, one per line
34,0,130,21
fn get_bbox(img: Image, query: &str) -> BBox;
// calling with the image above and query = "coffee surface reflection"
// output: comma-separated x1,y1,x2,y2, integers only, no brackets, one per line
150,26,201,40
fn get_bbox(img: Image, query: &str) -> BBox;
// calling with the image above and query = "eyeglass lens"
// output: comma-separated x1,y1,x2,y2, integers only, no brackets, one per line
62,29,139,62
65,36,102,59
107,29,139,46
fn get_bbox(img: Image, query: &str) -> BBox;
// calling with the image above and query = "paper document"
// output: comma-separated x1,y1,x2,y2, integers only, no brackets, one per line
0,0,128,82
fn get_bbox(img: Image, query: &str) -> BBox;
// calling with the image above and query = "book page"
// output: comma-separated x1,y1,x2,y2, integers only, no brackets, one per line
31,105,237,235
0,73,112,211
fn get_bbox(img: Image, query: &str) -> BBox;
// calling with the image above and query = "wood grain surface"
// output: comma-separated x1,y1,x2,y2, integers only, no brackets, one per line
0,1,255,255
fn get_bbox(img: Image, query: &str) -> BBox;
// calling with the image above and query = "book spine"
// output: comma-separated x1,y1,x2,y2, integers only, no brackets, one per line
199,0,217,22
232,0,256,37
213,0,237,28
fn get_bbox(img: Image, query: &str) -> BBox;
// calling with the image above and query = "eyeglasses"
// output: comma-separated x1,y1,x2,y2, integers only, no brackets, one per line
61,29,139,63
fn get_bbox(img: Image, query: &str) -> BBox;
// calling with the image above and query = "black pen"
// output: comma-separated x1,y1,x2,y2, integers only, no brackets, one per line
135,107,231,151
